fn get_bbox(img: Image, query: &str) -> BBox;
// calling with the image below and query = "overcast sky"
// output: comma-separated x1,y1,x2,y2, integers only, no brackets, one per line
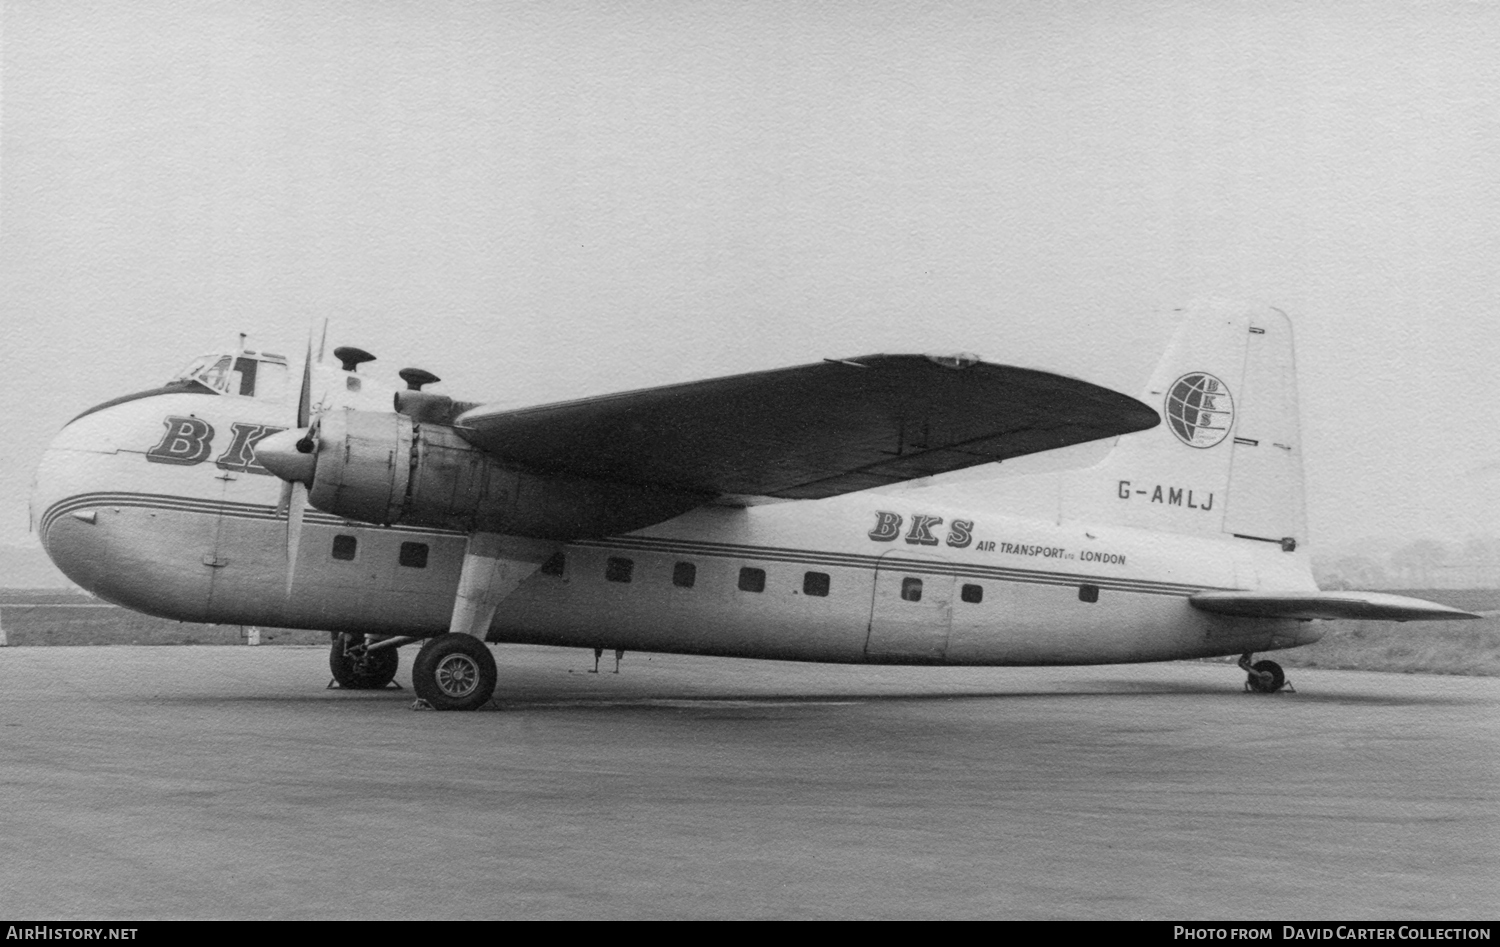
3,1,1498,556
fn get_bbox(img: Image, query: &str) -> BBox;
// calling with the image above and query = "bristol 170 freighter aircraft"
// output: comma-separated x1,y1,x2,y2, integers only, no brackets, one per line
31,300,1476,710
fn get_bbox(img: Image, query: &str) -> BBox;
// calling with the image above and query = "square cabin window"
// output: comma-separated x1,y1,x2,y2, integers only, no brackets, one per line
803,571,830,597
738,567,766,593
1079,584,1100,603
961,583,983,604
540,552,566,577
673,561,696,588
901,577,923,602
331,535,357,561
606,557,634,583
399,542,429,568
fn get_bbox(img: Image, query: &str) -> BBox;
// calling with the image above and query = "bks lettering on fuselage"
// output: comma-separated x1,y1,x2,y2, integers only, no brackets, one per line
866,511,1127,566
867,510,972,547
145,415,283,476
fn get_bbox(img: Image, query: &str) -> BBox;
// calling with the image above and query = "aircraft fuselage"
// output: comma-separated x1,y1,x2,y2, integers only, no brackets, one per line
33,388,1322,666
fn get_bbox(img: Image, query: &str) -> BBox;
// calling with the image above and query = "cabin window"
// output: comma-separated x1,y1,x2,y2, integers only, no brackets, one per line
961,583,983,604
606,557,634,583
738,567,766,593
1079,584,1099,603
399,542,429,568
331,535,357,561
540,552,566,577
802,571,830,597
901,577,923,602
673,561,696,588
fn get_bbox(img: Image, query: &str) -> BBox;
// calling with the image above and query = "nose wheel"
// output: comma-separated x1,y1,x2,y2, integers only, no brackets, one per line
411,633,498,711
1239,653,1290,694
329,633,400,690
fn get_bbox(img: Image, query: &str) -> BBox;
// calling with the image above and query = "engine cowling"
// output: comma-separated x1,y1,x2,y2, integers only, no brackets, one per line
262,409,706,539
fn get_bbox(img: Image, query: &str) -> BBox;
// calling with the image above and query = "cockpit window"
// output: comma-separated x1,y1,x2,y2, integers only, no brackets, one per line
199,357,233,392
166,352,286,402
168,355,214,386
169,355,232,392
232,358,258,396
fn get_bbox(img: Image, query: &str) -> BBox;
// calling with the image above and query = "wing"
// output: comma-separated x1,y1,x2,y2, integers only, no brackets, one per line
1188,590,1480,622
454,354,1159,499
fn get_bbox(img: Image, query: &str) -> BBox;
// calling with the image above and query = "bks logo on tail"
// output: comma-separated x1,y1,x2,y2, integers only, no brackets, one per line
1165,372,1233,448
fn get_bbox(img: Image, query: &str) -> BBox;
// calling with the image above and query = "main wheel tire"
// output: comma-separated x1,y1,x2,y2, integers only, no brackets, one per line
1247,659,1286,694
411,633,498,711
329,633,400,689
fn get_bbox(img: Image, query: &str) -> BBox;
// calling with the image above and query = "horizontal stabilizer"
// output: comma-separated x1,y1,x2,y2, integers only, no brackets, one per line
1188,590,1480,622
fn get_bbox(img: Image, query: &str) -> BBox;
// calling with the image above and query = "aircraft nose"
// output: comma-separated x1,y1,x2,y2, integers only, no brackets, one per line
257,428,317,485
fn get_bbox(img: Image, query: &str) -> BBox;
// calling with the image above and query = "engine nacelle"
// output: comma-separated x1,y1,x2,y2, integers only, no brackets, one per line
303,409,704,539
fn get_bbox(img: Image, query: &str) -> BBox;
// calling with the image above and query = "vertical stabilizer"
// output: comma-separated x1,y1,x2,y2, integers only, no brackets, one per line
1065,299,1307,548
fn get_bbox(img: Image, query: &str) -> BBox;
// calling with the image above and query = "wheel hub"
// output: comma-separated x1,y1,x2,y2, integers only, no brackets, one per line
434,653,481,698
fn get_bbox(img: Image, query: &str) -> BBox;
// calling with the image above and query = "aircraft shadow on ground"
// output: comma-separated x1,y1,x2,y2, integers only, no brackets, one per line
117,668,1481,711
493,688,1477,712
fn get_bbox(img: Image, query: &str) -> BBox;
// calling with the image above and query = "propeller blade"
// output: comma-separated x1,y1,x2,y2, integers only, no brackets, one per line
296,336,313,429
283,331,316,598
286,482,308,598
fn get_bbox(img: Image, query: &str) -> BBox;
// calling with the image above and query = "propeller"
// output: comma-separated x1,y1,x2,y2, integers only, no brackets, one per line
259,330,382,597
272,337,315,597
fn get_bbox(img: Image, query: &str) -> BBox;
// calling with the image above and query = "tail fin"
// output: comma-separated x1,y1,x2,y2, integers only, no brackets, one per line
1065,299,1307,548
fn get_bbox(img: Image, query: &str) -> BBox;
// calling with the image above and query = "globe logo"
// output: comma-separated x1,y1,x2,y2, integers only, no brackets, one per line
1165,372,1233,448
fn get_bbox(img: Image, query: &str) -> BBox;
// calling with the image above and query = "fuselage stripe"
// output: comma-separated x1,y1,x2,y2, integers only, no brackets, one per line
574,537,1217,597
39,492,465,542
40,491,1232,599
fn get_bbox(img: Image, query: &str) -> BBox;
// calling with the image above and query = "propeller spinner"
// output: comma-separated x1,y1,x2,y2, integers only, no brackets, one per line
259,428,317,486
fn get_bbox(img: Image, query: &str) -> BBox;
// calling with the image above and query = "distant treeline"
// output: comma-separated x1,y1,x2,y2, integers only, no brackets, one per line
1314,537,1500,590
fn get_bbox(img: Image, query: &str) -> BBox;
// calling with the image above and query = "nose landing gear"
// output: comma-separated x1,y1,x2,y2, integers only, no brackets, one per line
1239,652,1291,694
329,632,401,690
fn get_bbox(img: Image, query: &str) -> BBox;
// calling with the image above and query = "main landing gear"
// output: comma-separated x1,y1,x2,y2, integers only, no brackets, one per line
329,632,400,690
411,633,498,711
327,632,496,710
1239,652,1290,694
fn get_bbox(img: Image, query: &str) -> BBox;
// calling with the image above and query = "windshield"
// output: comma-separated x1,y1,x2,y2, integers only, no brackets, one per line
167,355,217,387
166,352,286,401
199,356,233,392
166,354,233,393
